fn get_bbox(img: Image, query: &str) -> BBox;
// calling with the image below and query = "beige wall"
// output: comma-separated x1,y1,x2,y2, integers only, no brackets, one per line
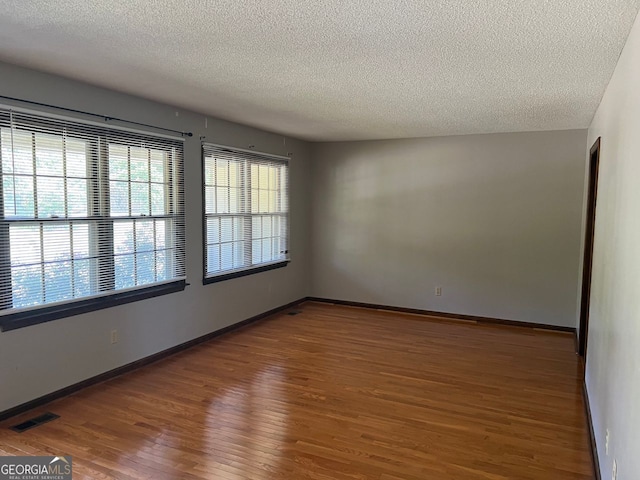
0,62,312,412
310,131,587,327
585,11,640,480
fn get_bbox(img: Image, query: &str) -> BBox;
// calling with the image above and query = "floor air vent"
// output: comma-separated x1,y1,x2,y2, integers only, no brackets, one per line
10,412,60,433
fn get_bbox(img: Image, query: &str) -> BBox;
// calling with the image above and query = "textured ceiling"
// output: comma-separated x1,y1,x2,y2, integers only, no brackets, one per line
0,1,638,141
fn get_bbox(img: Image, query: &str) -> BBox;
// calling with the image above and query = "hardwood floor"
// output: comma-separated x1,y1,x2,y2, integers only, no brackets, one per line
0,302,593,479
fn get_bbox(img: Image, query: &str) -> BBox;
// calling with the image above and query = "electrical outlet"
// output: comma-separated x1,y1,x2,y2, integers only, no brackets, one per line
612,459,617,480
110,329,118,344
435,286,442,296
606,429,610,455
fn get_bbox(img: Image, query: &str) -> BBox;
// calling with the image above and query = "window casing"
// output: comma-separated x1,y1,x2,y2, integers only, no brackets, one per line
202,144,289,283
0,108,186,331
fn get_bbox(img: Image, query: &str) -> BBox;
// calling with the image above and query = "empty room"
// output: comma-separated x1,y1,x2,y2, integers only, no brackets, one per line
0,1,639,479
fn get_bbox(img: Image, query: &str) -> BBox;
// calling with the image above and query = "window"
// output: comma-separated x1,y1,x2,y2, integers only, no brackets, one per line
202,144,289,283
0,108,186,331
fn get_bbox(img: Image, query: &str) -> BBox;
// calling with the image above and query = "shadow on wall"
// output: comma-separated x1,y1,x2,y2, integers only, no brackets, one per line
312,133,586,326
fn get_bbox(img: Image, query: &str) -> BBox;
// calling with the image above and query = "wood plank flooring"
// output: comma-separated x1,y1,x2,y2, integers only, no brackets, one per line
0,302,594,479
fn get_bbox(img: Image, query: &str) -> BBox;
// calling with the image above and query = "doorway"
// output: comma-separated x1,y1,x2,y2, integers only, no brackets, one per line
578,137,601,357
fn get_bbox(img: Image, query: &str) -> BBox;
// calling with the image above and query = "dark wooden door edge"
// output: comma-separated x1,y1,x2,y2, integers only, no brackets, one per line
578,137,601,356
0,297,307,423
306,297,576,333
582,382,602,480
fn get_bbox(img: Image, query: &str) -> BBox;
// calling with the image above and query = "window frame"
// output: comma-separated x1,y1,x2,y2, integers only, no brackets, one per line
0,107,186,332
201,144,290,285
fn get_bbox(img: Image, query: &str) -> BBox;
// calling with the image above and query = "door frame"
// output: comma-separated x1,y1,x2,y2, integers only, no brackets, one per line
578,137,601,357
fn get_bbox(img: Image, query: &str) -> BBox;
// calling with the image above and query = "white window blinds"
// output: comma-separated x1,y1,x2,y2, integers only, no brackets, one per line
0,108,186,318
203,144,289,281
